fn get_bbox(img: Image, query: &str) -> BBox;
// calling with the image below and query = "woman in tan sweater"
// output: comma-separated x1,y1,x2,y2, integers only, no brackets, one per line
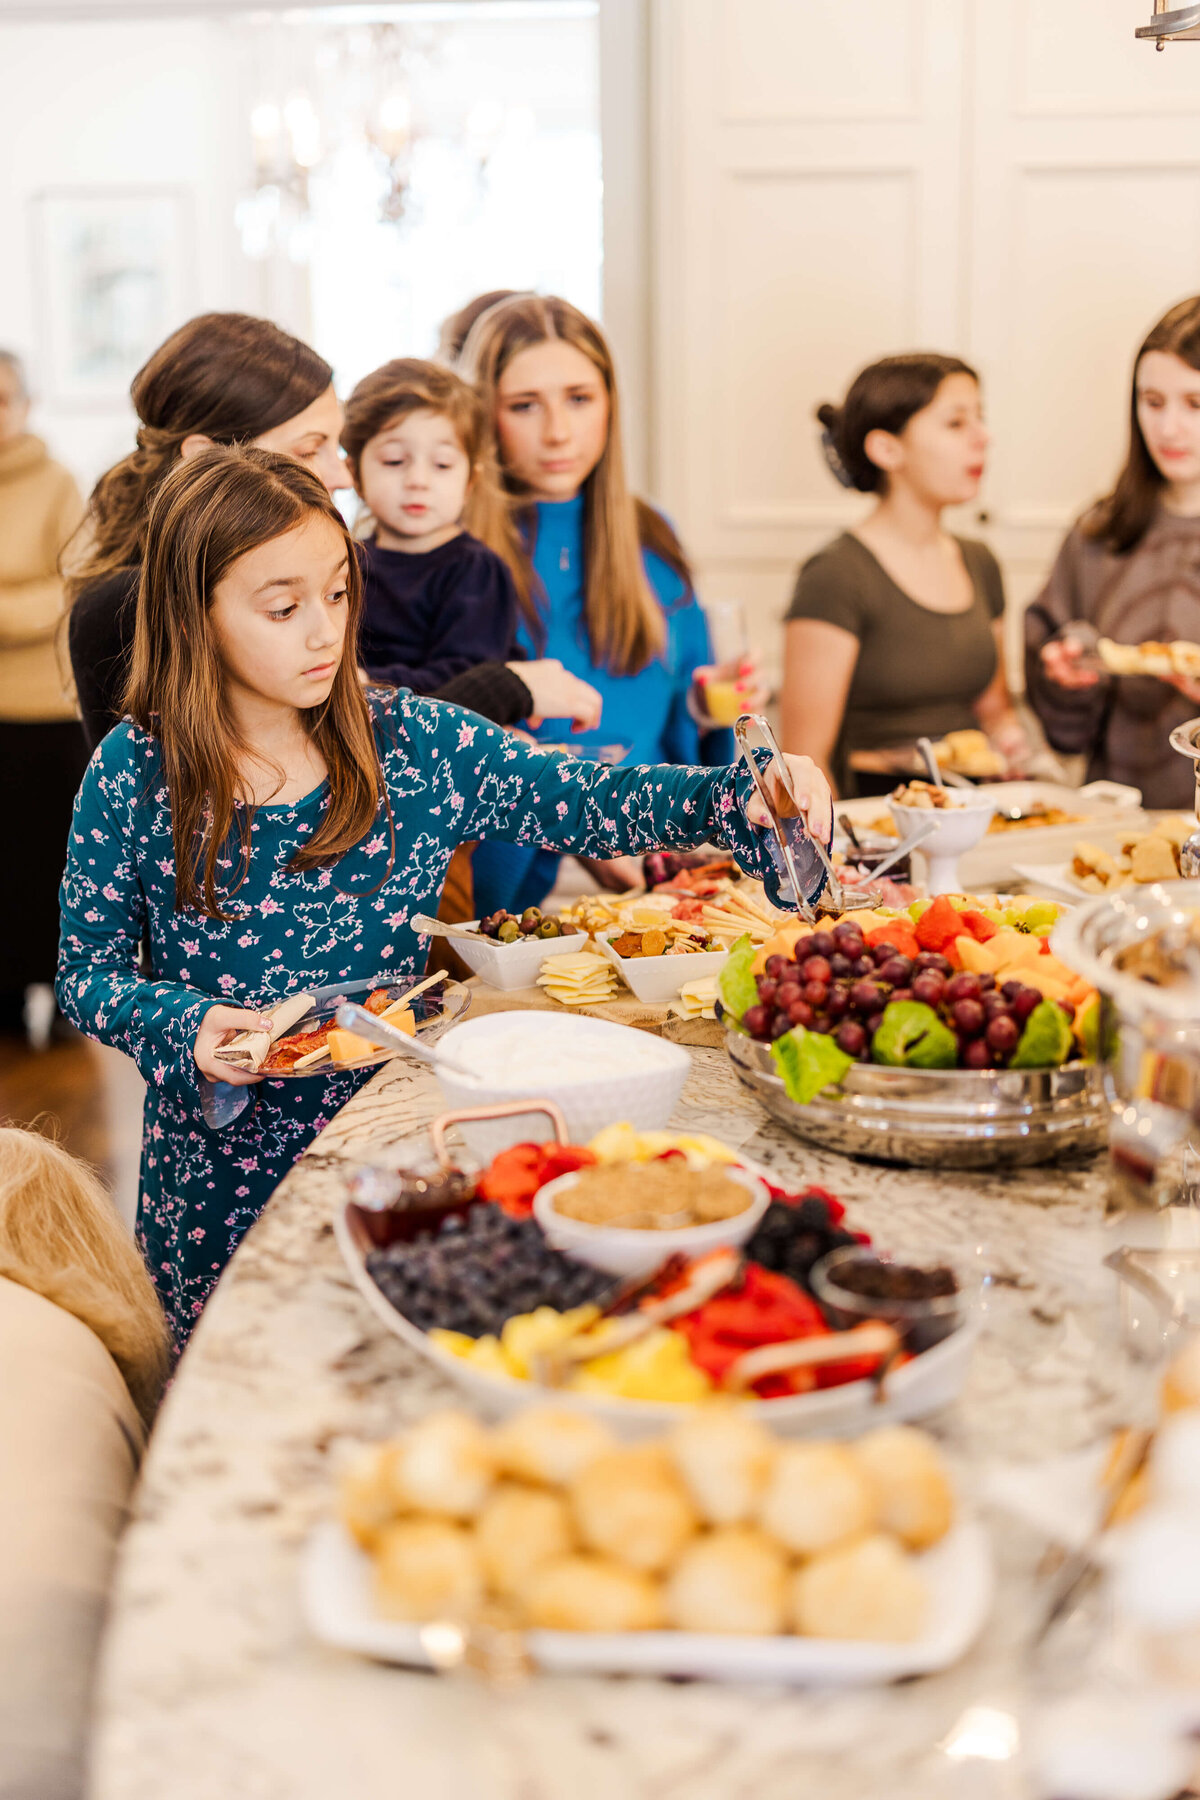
0,350,85,1032
1025,296,1200,808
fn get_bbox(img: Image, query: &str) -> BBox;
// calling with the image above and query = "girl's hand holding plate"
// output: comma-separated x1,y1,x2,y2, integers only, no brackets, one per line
194,1004,276,1085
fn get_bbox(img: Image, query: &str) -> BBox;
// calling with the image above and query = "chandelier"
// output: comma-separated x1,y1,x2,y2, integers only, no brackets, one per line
235,17,510,263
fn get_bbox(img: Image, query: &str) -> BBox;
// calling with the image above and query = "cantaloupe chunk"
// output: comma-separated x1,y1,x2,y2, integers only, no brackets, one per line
379,1002,416,1035
328,1027,375,1063
955,936,1001,974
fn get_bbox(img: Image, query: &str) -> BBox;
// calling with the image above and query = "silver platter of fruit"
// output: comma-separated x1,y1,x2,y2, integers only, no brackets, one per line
724,1029,1107,1168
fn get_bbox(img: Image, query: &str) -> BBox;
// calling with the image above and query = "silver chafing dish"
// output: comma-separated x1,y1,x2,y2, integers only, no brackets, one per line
724,1029,1107,1169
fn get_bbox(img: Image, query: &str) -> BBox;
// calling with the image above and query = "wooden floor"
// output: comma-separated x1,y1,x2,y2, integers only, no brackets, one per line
0,1024,144,1228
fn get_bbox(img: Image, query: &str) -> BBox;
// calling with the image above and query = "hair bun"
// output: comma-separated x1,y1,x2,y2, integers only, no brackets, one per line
816,405,858,490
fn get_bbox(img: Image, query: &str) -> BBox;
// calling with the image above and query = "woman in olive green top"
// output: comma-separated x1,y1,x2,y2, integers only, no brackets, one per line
782,353,1028,797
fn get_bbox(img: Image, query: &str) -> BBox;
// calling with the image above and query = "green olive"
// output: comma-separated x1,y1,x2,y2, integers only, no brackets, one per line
537,918,561,938
497,919,521,943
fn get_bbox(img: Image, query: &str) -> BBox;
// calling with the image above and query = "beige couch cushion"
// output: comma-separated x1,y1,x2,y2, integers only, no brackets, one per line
0,1277,144,1800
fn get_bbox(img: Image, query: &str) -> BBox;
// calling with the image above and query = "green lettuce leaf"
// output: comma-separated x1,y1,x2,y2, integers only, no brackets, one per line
771,1026,853,1104
717,933,758,1027
871,1000,958,1069
1010,998,1074,1069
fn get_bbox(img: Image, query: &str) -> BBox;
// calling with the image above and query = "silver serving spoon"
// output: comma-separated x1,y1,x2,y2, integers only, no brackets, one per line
333,1002,480,1081
411,912,488,944
916,736,946,790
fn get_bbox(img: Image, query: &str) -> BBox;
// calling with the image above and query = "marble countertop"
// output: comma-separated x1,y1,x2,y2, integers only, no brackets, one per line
88,1035,1128,1800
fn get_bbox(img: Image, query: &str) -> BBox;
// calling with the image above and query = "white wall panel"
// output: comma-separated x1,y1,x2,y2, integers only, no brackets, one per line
1017,0,1200,116
719,0,920,122
651,0,964,682
718,168,918,521
1001,166,1200,519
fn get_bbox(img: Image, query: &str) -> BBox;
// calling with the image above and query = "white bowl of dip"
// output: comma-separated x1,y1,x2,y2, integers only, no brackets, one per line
431,1013,691,1157
533,1164,769,1275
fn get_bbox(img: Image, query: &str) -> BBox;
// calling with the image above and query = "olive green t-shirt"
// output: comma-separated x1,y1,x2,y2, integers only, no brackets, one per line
785,532,1004,795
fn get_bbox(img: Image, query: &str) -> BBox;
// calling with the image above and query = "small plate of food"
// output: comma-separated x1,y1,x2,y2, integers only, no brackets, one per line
303,1403,993,1684
211,972,472,1079
1012,816,1193,899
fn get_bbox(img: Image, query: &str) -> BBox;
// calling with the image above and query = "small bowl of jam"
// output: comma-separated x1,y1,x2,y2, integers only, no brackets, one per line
810,1247,963,1353
344,1160,479,1251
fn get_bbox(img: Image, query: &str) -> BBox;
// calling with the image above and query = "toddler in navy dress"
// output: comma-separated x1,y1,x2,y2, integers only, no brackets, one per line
342,359,520,693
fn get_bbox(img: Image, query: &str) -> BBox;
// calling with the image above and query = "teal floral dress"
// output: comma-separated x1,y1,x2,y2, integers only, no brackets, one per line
58,689,778,1343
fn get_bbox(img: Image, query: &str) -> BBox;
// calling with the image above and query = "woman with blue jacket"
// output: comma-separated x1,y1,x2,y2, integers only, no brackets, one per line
457,294,766,913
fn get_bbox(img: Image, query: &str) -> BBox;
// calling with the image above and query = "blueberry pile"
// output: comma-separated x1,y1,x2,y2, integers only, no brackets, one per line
745,1194,861,1293
365,1204,613,1337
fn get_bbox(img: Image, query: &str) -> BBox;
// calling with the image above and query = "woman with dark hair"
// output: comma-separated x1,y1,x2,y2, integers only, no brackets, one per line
56,446,831,1341
67,312,350,752
67,312,592,754
782,353,1027,797
1025,296,1200,807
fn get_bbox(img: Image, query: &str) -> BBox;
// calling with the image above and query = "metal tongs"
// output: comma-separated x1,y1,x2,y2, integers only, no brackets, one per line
735,712,879,921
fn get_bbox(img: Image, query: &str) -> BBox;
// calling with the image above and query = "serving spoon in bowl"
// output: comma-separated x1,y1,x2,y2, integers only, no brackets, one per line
333,1002,480,1082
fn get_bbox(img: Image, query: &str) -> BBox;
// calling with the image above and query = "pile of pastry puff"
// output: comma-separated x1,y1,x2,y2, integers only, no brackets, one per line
338,1404,954,1640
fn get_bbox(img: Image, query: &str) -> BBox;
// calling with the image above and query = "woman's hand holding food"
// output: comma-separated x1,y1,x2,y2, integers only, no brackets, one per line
745,753,834,846
514,659,603,732
194,1004,274,1085
1040,635,1103,691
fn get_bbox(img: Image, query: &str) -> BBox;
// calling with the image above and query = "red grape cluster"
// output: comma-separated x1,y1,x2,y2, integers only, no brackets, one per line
741,922,1061,1070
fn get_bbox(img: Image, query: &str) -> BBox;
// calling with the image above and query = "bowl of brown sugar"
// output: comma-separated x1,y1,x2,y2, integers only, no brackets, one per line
533,1159,770,1275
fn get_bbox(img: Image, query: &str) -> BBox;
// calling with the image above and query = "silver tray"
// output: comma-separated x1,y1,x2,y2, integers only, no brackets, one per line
725,1029,1109,1168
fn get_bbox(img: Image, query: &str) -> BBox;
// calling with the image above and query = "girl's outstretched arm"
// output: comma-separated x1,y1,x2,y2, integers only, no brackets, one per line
397,696,831,899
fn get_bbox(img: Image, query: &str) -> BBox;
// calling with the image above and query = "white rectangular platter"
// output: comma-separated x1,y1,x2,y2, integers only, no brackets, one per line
302,1516,993,1687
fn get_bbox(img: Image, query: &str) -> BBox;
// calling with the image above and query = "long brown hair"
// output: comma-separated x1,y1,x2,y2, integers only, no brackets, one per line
459,294,682,676
0,1126,170,1426
340,356,508,545
1087,296,1200,553
68,312,333,593
126,447,386,920
816,353,978,493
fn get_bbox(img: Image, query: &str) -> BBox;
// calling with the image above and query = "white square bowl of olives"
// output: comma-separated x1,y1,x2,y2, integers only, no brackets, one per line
451,908,587,991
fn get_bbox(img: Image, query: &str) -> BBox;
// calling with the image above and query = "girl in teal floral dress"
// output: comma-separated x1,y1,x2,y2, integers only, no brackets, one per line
57,448,830,1344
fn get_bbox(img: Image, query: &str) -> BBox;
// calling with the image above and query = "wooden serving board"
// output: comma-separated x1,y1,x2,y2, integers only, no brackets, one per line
462,977,724,1048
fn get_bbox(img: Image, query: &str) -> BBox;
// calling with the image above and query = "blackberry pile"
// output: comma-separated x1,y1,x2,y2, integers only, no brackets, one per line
745,1194,861,1294
365,1204,613,1337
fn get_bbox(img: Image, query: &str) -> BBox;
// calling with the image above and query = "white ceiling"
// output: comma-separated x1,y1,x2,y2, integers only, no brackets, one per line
0,0,533,17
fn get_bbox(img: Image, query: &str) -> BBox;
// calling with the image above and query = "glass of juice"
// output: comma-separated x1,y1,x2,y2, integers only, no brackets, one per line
701,599,750,725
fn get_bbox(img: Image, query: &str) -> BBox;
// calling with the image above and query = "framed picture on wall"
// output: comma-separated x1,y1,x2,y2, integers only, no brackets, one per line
30,188,194,408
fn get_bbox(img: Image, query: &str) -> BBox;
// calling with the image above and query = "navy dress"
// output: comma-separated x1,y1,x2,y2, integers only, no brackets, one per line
58,689,778,1342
